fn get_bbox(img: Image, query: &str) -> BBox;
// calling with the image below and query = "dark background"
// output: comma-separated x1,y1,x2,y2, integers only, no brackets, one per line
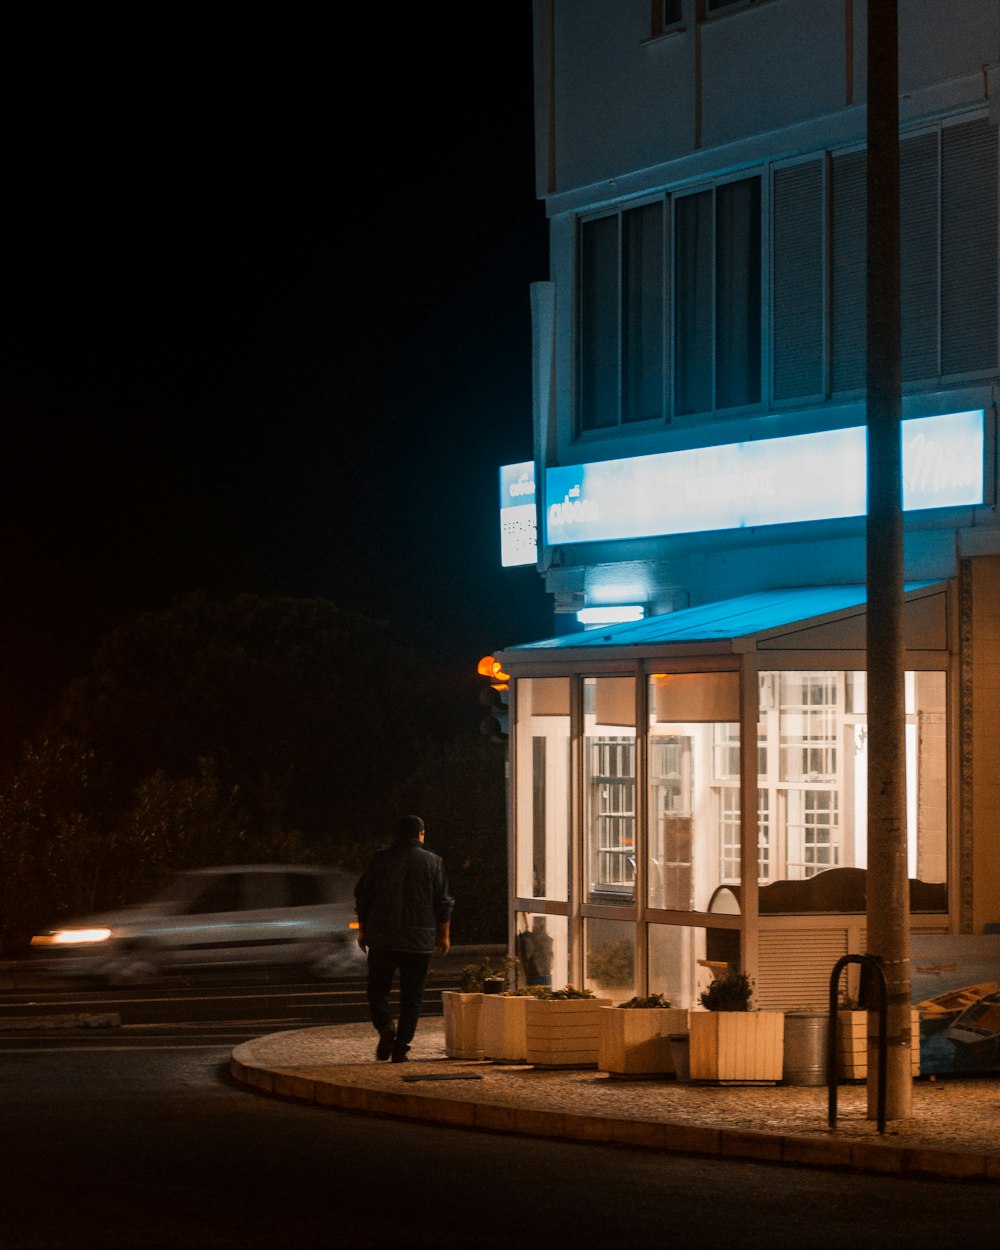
1,5,552,765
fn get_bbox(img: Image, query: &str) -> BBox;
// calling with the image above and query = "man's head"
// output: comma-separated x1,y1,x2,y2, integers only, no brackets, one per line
397,814,425,842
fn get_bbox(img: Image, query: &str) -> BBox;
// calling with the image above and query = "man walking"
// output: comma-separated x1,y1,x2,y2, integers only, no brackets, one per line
354,815,453,1062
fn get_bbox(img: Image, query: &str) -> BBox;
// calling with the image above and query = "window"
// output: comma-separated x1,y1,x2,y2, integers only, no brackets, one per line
579,202,665,430
707,0,754,12
651,1,683,36
185,873,243,914
578,175,762,431
772,118,999,403
647,672,741,912
286,872,323,908
590,738,636,890
584,677,637,900
514,678,571,901
585,916,636,998
675,177,762,413
757,670,948,908
577,116,995,433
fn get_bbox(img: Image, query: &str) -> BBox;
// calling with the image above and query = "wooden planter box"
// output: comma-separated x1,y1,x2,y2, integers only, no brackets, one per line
836,1009,920,1080
524,997,613,1068
597,1006,689,1077
688,1011,785,1084
482,993,529,1063
441,990,484,1060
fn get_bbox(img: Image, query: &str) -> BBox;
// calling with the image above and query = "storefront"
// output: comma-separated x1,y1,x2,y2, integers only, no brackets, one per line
497,572,1000,1012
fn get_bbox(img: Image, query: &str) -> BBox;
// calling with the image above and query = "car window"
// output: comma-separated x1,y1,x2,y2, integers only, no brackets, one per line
184,874,243,915
286,872,324,908
243,872,291,910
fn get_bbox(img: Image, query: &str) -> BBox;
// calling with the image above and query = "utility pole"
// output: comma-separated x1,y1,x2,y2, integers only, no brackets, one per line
865,0,911,1120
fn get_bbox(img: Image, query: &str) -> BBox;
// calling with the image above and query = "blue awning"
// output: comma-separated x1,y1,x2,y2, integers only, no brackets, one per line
503,583,941,657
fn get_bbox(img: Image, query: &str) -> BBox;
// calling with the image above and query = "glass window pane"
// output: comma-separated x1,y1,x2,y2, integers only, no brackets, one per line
584,677,636,902
514,678,571,901
585,916,636,1002
580,215,619,430
830,150,867,392
716,177,761,408
675,190,713,414
623,201,665,422
515,912,568,990
647,673,740,912
757,669,947,912
647,924,739,1011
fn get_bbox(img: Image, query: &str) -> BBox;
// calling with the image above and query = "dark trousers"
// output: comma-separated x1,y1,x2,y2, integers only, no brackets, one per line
366,948,431,1046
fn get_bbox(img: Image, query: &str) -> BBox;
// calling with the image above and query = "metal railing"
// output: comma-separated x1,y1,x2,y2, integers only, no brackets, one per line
827,953,888,1134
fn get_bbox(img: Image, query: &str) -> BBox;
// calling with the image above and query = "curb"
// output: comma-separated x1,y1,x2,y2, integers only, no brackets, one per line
228,1052,1000,1185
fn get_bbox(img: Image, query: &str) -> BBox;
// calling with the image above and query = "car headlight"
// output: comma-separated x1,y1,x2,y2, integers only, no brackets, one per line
31,928,113,947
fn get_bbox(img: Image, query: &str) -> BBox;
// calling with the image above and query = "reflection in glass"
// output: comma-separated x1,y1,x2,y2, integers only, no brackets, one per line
755,670,947,910
516,912,568,990
584,677,636,902
647,672,740,912
585,916,636,1002
647,924,720,1011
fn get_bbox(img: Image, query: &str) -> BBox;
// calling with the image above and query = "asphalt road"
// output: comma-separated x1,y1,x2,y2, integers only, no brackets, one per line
0,965,437,1050
2,970,998,1249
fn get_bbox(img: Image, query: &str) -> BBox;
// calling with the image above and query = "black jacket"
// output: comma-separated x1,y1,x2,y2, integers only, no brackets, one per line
354,837,454,954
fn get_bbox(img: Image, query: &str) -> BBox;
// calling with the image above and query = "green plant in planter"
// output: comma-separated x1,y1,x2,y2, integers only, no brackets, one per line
528,984,595,1000
460,954,517,993
616,993,673,1009
699,966,753,1012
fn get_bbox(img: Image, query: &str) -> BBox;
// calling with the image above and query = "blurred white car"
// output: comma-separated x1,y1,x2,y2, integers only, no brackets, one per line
30,864,365,985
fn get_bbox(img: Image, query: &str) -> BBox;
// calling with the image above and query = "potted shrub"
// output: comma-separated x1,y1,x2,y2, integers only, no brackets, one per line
688,966,784,1083
482,985,548,1064
836,995,921,1081
441,957,509,1060
598,993,689,1078
524,986,613,1069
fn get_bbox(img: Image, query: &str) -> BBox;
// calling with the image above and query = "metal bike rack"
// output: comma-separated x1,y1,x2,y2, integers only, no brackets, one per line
827,953,888,1134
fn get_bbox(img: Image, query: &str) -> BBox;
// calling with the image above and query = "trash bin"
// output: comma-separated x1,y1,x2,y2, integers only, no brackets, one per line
782,1010,829,1086
669,1033,690,1083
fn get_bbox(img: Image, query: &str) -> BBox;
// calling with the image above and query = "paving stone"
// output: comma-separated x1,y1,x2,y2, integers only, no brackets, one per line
230,1020,1000,1183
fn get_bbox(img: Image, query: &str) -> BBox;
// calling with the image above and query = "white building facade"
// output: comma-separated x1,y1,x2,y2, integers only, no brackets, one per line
496,0,1000,1011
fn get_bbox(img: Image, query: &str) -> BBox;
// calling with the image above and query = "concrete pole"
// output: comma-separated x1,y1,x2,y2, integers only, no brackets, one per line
865,0,912,1120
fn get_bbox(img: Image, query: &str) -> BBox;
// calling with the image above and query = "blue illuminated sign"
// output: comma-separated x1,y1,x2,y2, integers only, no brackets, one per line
544,410,984,547
499,462,537,567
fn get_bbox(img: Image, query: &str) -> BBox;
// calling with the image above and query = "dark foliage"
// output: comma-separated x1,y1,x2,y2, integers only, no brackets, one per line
0,594,507,954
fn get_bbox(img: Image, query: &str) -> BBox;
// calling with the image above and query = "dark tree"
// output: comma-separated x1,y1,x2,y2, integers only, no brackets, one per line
0,593,505,952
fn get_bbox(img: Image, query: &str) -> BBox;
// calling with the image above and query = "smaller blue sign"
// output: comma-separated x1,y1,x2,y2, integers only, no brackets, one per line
499,462,537,567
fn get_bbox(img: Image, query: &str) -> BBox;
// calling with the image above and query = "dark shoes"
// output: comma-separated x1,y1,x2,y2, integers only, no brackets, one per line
375,1027,409,1062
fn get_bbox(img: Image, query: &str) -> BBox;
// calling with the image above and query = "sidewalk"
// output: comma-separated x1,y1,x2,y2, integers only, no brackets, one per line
230,1019,1000,1185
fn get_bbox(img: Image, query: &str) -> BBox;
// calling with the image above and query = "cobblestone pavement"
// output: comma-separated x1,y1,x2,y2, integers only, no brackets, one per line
231,1020,1000,1184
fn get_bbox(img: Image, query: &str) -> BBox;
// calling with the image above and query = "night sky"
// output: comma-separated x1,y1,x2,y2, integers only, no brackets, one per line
2,7,553,760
